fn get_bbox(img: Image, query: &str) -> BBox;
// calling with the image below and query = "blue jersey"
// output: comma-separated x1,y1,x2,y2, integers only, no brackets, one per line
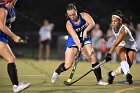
0,4,16,43
66,14,91,48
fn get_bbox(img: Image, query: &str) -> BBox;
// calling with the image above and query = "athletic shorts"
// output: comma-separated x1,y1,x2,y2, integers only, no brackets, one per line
126,48,136,52
41,39,51,45
66,36,91,48
0,31,8,43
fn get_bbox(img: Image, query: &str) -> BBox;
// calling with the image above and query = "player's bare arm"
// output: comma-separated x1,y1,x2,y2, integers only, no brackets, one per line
66,21,81,49
104,33,114,41
81,12,95,32
109,27,126,54
81,12,95,38
0,8,17,39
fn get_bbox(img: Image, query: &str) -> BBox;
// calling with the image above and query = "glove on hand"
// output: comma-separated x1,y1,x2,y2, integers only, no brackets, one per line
105,53,112,62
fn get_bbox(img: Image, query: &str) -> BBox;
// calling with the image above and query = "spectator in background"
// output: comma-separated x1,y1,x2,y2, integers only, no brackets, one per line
98,38,107,61
128,22,136,63
136,23,140,63
128,22,136,39
91,24,103,61
37,19,54,62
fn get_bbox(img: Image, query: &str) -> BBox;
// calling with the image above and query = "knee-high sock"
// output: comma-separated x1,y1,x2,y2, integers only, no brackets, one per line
55,63,67,74
92,62,102,81
7,63,19,85
120,61,130,75
111,66,123,76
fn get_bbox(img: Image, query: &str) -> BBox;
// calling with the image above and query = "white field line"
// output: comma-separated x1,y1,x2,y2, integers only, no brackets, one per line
0,74,139,77
0,74,93,77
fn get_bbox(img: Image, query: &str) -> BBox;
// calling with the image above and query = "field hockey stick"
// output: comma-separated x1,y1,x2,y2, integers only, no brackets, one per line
19,39,27,44
65,60,106,86
19,36,29,44
63,38,85,86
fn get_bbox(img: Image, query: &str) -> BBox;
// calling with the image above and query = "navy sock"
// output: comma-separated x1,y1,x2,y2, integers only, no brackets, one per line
55,63,67,74
7,63,19,85
92,62,102,81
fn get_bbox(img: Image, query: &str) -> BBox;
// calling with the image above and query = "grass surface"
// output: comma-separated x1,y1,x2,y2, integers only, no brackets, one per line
0,59,140,93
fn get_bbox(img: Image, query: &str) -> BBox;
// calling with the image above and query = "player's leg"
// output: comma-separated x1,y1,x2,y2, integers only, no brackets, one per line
108,46,123,84
0,42,18,85
38,43,43,60
45,44,50,61
51,47,78,83
126,49,135,68
83,44,108,85
125,49,136,84
0,42,30,92
117,47,133,84
108,46,132,84
45,40,51,61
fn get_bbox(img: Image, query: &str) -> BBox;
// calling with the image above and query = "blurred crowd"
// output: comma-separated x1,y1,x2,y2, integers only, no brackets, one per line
35,20,140,64
82,23,140,63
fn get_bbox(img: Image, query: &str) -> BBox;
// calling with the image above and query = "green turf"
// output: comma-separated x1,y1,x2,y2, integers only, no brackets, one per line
0,59,140,93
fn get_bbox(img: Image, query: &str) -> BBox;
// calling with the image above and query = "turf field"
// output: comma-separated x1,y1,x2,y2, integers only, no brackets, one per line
0,59,140,93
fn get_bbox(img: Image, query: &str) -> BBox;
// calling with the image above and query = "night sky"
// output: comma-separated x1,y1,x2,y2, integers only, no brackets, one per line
13,0,140,34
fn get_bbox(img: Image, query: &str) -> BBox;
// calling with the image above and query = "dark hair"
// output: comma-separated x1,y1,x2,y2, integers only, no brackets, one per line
65,3,77,20
112,10,129,23
66,3,77,11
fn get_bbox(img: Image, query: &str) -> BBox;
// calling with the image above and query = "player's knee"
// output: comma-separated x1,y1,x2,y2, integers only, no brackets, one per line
64,63,72,69
6,56,16,63
89,57,96,64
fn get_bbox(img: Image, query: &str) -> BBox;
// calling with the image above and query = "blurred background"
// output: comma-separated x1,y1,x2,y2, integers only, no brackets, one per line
8,0,140,62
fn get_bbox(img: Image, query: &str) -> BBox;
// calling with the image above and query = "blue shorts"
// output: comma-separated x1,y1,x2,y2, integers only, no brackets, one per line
66,36,91,48
0,31,8,43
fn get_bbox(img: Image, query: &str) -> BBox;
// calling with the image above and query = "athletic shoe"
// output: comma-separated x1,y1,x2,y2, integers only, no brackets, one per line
98,80,108,85
126,73,133,84
13,82,30,93
108,71,115,84
51,71,59,83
